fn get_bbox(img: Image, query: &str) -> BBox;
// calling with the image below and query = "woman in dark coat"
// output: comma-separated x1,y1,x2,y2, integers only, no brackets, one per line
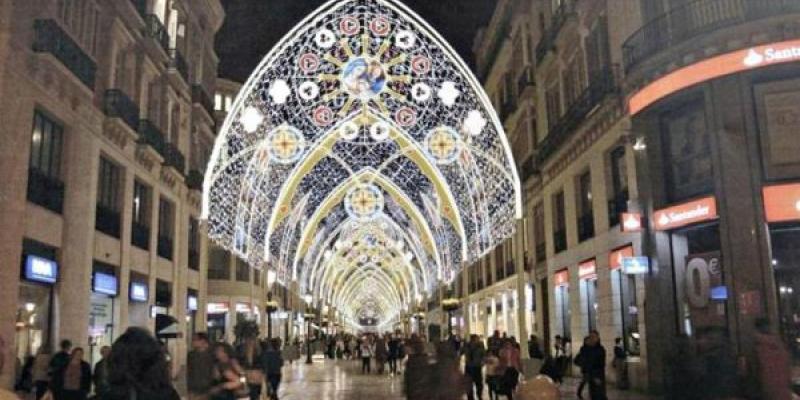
103,327,180,400
51,348,91,400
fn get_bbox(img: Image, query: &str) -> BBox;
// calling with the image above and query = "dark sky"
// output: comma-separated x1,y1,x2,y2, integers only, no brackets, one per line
215,0,498,83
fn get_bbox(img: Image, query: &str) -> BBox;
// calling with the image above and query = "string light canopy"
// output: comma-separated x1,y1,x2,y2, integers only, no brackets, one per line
202,0,521,329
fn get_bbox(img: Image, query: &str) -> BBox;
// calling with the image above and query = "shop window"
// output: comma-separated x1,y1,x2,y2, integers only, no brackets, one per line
660,101,713,203
576,171,594,242
584,278,598,333
27,110,65,213
770,223,800,362
556,284,571,339
235,257,250,282
553,191,567,253
132,180,151,250
754,79,800,181
16,239,58,360
157,197,174,260
96,156,122,238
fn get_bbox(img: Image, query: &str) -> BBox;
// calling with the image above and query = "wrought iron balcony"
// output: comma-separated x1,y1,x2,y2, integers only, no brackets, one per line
553,229,567,253
142,14,169,53
131,221,150,250
162,142,185,174
137,119,166,157
608,189,629,227
95,204,121,238
535,0,576,64
577,213,595,242
187,169,204,191
191,84,215,118
32,19,96,89
27,169,64,214
168,48,189,83
623,0,800,72
103,89,140,132
536,68,618,166
157,235,173,260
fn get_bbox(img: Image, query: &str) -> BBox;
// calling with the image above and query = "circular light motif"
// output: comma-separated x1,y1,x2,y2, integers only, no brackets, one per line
345,184,385,220
425,126,461,164
298,81,320,101
340,121,361,141
394,107,417,127
369,17,391,36
411,55,431,75
369,121,390,141
341,57,387,100
339,16,359,35
314,29,336,48
312,106,334,126
462,110,487,136
411,83,432,102
267,125,305,164
395,30,416,49
298,53,320,73
240,106,264,133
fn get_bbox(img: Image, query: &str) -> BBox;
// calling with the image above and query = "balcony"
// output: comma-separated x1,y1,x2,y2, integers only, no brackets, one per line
131,221,150,250
162,142,185,174
622,0,800,72
553,229,567,253
27,169,64,214
536,68,618,166
608,189,629,227
157,235,173,260
191,84,215,119
142,14,169,54
535,0,576,64
137,119,166,157
577,213,595,242
103,89,140,133
32,19,96,89
167,48,189,83
187,169,204,191
95,204,121,238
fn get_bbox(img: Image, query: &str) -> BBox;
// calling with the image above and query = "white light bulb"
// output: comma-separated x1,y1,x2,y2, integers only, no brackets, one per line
25,303,35,312
240,106,264,133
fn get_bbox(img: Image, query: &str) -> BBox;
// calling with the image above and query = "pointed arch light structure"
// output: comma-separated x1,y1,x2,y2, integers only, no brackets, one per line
203,0,521,330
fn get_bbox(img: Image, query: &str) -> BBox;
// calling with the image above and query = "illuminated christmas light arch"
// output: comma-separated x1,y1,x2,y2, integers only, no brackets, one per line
203,0,521,328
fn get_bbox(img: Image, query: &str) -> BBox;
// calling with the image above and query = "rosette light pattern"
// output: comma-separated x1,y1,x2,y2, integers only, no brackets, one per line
203,0,521,330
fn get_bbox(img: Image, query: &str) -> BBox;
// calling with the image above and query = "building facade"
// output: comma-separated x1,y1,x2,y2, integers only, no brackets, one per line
0,0,223,387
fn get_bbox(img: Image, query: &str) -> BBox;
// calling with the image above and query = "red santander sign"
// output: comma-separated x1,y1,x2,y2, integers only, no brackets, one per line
654,197,718,231
763,183,800,223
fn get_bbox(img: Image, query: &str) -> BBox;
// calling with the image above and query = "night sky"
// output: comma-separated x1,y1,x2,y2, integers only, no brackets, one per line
215,0,498,83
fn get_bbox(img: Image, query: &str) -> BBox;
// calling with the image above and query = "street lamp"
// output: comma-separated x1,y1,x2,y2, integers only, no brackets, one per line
304,312,315,364
442,297,460,339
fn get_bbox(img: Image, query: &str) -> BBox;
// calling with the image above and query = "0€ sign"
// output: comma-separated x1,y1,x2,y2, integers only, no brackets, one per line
686,254,721,309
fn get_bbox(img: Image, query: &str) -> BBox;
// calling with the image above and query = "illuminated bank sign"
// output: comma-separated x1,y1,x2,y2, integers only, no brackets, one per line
621,257,650,275
654,197,718,231
24,255,58,284
763,183,800,223
130,282,148,302
93,272,118,296
629,39,800,115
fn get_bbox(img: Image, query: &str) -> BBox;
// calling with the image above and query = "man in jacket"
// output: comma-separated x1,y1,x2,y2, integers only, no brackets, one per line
187,333,214,400
578,331,607,400
92,346,111,398
462,334,486,400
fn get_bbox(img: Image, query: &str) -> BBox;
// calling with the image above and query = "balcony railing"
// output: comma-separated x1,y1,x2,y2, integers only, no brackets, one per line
536,68,618,166
622,0,800,72
191,84,215,118
131,221,150,250
187,169,204,191
95,204,121,238
103,89,140,132
27,169,64,214
608,189,629,227
577,213,595,242
143,14,169,53
32,19,96,89
137,119,166,157
535,0,576,64
162,142,185,174
168,48,189,83
553,229,567,253
157,235,173,260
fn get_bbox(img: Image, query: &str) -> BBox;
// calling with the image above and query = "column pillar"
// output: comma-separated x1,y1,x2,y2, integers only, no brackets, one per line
514,220,529,357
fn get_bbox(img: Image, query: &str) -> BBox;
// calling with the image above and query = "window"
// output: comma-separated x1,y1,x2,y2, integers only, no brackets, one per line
214,93,222,111
157,197,174,260
56,0,100,55
534,203,546,262
495,246,505,280
28,110,65,213
553,191,567,253
235,258,249,282
585,17,610,82
545,83,562,132
608,147,629,226
562,52,586,107
208,246,230,280
188,217,200,271
132,180,151,249
576,171,594,241
96,156,122,237
661,101,713,203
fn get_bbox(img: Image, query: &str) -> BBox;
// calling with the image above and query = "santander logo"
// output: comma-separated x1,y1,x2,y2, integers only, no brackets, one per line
743,49,764,67
743,45,800,68
654,197,718,231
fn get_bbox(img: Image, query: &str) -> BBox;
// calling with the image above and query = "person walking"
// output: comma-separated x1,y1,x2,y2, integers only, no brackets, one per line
187,333,215,400
484,350,501,400
104,327,181,400
374,336,388,374
497,340,521,400
528,335,543,360
237,337,263,400
210,343,247,400
403,336,432,400
261,339,284,400
574,337,590,400
433,341,468,400
487,331,502,356
578,331,607,400
387,334,401,376
51,348,90,400
612,338,628,390
462,334,486,400
92,346,111,399
360,338,373,374
31,347,51,400
48,340,72,391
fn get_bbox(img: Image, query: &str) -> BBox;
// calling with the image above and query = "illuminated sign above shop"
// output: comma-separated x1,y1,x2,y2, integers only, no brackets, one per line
609,246,635,271
207,302,229,313
24,255,58,284
130,282,148,302
578,259,597,280
93,272,118,296
554,269,569,287
187,295,198,311
763,183,800,223
629,39,800,115
622,257,650,275
654,196,718,231
621,213,643,232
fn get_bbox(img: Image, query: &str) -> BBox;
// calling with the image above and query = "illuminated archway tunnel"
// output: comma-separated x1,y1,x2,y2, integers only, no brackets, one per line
202,0,521,331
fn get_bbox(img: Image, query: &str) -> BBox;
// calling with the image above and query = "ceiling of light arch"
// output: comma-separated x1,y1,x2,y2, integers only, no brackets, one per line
202,0,521,329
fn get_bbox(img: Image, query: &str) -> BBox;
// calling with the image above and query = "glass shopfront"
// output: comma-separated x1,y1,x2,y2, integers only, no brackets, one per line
89,262,118,365
128,274,150,327
16,240,58,361
609,246,641,355
554,269,571,339
578,260,598,334
207,302,229,343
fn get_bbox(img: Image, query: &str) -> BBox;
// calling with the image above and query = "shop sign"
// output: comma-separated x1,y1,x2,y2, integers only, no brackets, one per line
578,260,597,280
553,269,569,287
622,257,650,275
763,183,800,222
207,302,229,313
609,246,634,270
621,213,643,233
187,295,198,311
129,282,148,302
24,255,58,284
93,272,118,296
235,303,252,313
629,38,800,115
654,197,717,231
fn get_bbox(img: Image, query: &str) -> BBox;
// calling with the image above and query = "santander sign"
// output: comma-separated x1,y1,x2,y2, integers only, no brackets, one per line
654,196,718,231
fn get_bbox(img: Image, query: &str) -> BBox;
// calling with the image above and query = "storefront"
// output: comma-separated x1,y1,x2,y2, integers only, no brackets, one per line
16,239,58,360
186,289,198,347
578,260,598,334
128,275,149,327
609,245,641,355
553,269,570,339
89,262,118,365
